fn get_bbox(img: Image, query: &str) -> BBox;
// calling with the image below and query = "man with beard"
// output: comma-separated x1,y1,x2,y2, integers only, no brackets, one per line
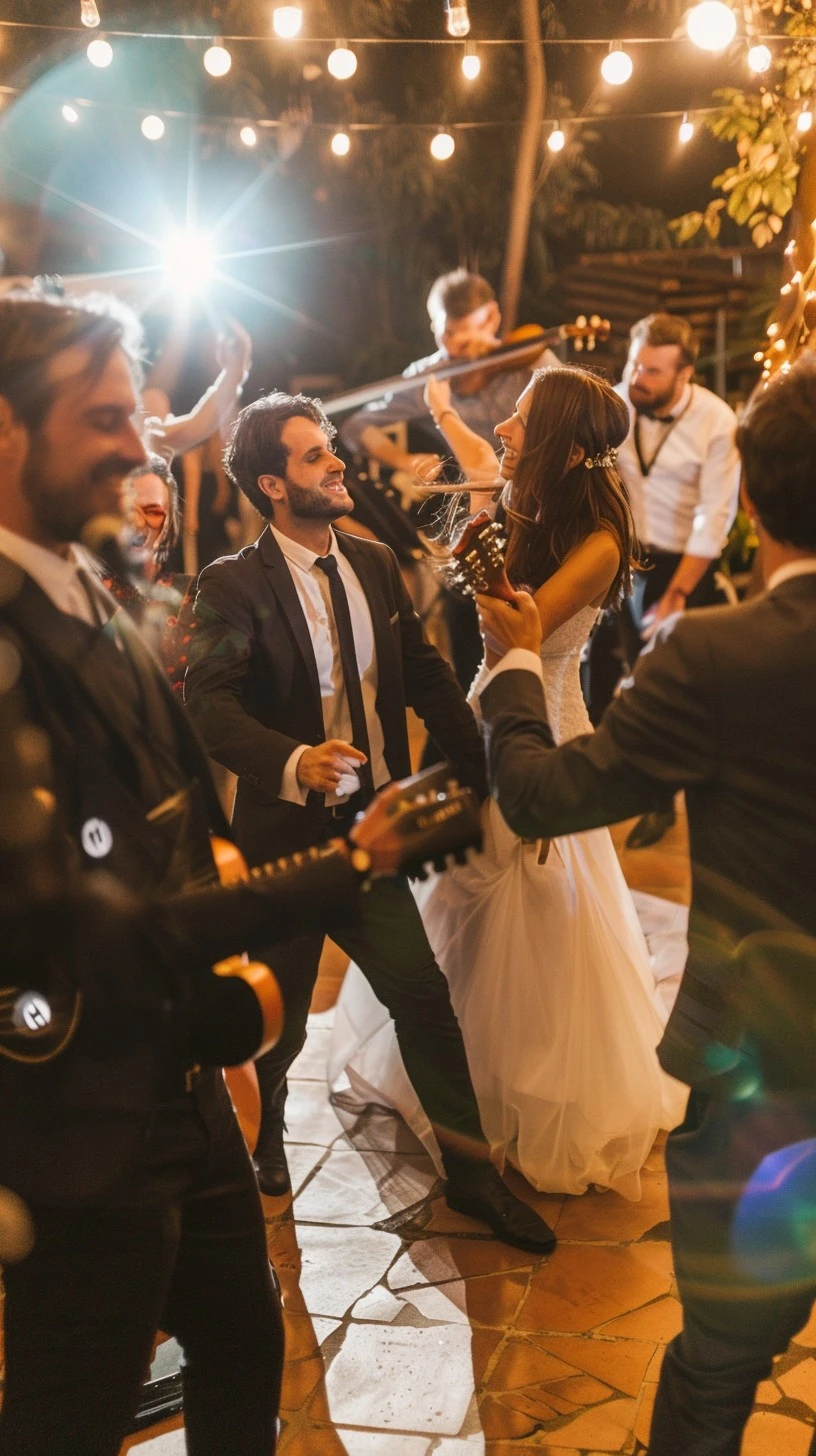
589,312,741,845
185,390,557,1253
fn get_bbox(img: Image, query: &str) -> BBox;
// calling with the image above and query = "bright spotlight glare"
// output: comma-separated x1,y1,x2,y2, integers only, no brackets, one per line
62,104,79,124
601,46,633,85
273,6,303,39
327,45,357,80
240,125,258,147
87,38,113,67
331,130,351,156
162,234,215,293
204,42,232,76
430,130,456,160
686,2,737,53
748,42,772,73
547,126,566,153
142,114,165,141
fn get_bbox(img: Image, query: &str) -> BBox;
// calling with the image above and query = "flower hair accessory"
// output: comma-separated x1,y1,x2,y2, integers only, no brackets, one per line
584,446,618,469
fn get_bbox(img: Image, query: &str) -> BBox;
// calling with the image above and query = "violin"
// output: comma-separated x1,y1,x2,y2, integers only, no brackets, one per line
322,316,611,417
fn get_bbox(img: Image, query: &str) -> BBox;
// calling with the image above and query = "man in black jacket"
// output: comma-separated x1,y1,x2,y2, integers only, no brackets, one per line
474,355,816,1456
186,390,555,1252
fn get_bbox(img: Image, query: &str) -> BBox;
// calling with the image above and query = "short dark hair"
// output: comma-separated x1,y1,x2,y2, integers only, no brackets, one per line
0,289,144,431
223,391,336,520
629,312,699,370
426,269,496,322
737,354,816,551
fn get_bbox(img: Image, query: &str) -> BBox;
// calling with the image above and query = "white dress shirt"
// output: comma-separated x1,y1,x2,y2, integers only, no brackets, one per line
615,382,741,559
274,525,390,806
0,523,100,625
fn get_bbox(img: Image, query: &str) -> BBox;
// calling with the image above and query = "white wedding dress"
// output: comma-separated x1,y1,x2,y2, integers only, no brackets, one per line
328,606,688,1200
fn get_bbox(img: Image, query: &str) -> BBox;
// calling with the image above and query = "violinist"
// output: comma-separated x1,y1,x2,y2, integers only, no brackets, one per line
340,268,559,482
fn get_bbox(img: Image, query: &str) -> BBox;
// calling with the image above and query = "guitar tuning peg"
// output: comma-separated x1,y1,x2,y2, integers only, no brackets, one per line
589,313,601,328
574,337,584,352
586,336,596,351
413,865,429,881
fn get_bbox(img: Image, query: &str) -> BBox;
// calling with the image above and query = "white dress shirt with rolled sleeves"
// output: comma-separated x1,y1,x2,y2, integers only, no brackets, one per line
273,525,390,806
614,382,741,559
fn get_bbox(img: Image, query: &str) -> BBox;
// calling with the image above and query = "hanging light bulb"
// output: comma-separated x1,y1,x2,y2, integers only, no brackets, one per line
331,129,351,156
87,37,112,67
80,0,101,28
686,2,737,53
601,43,633,85
444,0,470,39
327,42,357,79
461,41,480,80
62,104,80,124
679,111,695,143
272,6,303,39
798,106,813,133
547,122,566,153
142,114,165,141
430,128,455,160
240,125,258,147
204,40,232,76
747,42,772,73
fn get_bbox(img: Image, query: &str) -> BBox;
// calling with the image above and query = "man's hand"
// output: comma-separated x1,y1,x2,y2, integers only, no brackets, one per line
476,590,542,657
216,318,253,383
348,782,403,876
424,375,452,421
296,740,367,794
641,587,686,641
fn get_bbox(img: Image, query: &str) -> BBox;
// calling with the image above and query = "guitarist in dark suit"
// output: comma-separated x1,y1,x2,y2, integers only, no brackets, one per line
186,390,556,1253
473,353,816,1456
0,291,457,1456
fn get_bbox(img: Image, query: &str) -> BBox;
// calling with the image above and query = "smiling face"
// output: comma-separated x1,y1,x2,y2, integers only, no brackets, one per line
627,342,692,416
494,381,534,482
261,414,353,524
431,301,502,360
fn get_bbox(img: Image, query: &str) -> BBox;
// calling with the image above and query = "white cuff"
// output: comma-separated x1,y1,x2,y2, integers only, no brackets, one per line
478,648,544,697
279,744,310,805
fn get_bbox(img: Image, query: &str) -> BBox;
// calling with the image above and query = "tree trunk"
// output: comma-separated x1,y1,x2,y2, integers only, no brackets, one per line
499,0,546,331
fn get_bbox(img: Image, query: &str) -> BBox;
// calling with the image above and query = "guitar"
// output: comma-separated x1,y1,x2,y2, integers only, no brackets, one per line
0,764,482,1066
448,510,514,603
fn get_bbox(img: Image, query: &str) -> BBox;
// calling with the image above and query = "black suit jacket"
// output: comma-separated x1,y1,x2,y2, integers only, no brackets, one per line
186,526,487,863
0,558,362,1205
479,574,816,1091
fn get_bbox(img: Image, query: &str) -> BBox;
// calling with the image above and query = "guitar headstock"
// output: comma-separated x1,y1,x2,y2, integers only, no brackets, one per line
351,763,483,878
449,509,514,601
560,314,611,353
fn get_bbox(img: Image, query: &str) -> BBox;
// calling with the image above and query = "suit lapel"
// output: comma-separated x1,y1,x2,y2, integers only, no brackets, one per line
257,527,322,712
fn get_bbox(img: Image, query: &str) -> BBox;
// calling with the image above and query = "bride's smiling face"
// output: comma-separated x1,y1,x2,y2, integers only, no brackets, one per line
494,382,533,481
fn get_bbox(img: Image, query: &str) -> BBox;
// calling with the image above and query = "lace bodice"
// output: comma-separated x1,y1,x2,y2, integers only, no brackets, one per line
538,604,598,744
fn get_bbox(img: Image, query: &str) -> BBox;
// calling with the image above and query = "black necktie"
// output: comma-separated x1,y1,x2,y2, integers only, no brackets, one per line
313,553,375,805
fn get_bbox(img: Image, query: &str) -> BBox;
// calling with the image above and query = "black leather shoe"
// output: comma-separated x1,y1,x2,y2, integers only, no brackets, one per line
253,1133,291,1198
625,805,676,850
445,1164,556,1253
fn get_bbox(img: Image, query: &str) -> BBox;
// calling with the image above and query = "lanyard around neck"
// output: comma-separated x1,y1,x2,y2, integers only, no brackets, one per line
633,385,694,478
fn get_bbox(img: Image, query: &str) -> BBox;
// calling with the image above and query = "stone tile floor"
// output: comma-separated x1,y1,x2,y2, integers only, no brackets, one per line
120,807,811,1450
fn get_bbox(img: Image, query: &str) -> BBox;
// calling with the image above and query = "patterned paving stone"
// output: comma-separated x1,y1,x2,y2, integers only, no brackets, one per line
292,1148,438,1226
293,1223,403,1318
741,1409,816,1455
322,1323,475,1434
513,1244,672,1335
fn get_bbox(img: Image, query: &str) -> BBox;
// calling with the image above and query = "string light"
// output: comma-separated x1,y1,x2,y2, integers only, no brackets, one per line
747,42,771,73
430,127,455,159
327,43,357,79
753,350,764,361
444,1,471,39
798,106,813,133
141,113,165,140
240,125,258,146
679,111,694,143
80,0,101,28
330,129,351,156
461,41,480,80
204,40,232,76
686,2,737,52
547,122,566,152
767,321,779,336
780,282,792,294
601,43,633,85
272,6,303,39
86,37,112,67
62,103,79,123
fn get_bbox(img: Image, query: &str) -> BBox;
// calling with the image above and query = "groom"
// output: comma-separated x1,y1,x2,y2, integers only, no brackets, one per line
474,354,816,1455
185,389,555,1253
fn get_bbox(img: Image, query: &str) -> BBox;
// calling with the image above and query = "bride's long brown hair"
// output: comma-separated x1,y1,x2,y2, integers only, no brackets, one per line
504,364,638,604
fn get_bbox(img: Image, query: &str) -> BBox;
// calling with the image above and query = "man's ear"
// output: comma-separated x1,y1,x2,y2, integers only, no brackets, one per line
0,397,27,462
257,473,285,508
485,300,501,336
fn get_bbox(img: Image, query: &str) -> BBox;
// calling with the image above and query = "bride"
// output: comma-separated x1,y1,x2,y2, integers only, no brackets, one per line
328,363,687,1200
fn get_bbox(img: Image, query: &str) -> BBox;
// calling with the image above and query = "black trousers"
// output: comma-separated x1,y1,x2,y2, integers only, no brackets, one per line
649,1088,816,1456
0,1072,282,1456
583,547,720,724
255,846,486,1165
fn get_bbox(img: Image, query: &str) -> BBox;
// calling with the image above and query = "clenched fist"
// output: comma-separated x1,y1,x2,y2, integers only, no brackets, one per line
296,739,368,794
